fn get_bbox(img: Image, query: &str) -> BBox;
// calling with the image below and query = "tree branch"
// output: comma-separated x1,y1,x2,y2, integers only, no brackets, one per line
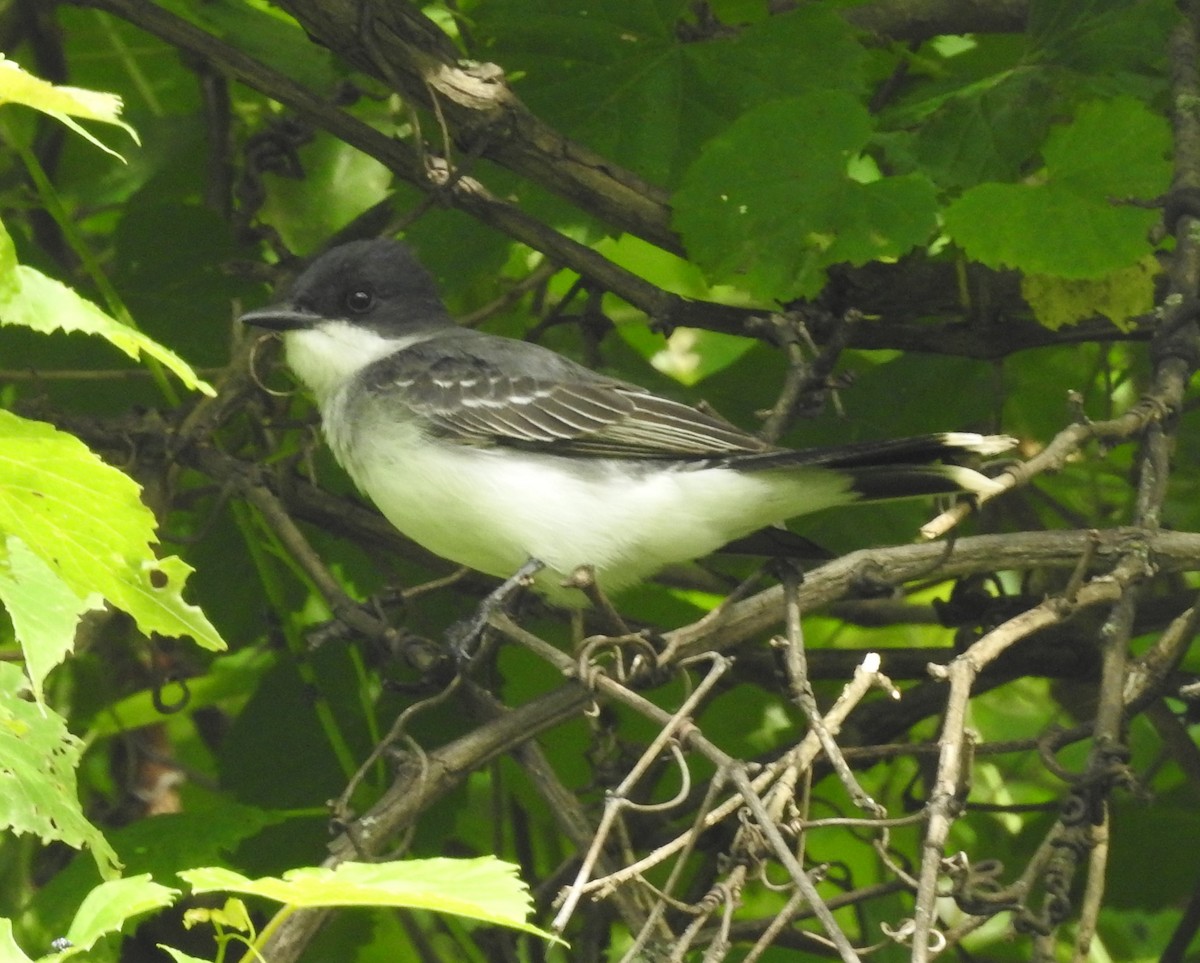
66,0,1078,359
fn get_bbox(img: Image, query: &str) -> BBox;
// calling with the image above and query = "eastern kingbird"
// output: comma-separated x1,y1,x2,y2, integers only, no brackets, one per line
240,239,1013,603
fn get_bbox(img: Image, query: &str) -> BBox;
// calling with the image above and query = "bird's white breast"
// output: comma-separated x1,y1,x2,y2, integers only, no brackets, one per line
325,390,852,602
283,324,855,603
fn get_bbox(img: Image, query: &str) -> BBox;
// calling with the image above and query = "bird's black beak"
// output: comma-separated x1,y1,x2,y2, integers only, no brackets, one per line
238,305,320,332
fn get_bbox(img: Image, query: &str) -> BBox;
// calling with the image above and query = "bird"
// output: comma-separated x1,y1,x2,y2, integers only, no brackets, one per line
239,238,1013,605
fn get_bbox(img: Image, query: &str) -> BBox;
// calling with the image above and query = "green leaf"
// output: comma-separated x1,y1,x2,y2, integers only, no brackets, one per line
156,0,343,92
0,918,34,963
0,662,120,878
61,875,179,955
625,326,756,386
0,410,225,651
0,53,138,160
0,217,214,396
156,948,210,963
21,803,289,950
595,234,757,384
180,859,561,942
1044,96,1170,198
824,174,940,272
258,135,393,254
675,93,938,300
182,897,254,934
1029,0,1177,75
480,0,864,185
1021,257,1156,330
96,806,288,887
943,97,1170,278
912,71,1057,188
0,535,103,707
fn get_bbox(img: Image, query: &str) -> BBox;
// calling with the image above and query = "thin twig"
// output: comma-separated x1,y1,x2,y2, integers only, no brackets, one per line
551,653,732,932
910,555,1148,961
585,654,892,897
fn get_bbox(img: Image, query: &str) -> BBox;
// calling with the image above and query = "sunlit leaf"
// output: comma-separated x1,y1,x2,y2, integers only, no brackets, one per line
0,663,120,878
61,876,179,953
1022,257,1157,330
0,53,138,160
0,919,34,963
0,217,215,396
0,534,103,707
0,410,225,651
181,859,560,942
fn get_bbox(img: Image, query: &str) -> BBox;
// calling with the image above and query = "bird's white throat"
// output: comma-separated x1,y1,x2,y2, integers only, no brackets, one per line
282,321,406,406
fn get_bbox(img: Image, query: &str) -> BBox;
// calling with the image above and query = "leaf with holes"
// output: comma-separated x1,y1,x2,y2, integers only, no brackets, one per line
0,410,224,652
0,663,120,877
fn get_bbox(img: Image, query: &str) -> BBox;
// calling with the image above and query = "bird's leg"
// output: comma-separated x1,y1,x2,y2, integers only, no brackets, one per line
447,557,546,664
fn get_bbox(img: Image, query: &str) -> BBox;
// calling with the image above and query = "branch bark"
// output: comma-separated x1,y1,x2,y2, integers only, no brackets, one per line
66,0,1070,358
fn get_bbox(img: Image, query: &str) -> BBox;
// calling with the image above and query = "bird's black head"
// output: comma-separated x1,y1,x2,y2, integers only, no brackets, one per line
240,238,453,334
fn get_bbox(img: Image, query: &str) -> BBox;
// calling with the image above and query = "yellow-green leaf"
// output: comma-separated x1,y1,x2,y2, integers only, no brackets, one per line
0,534,103,707
0,410,225,651
0,217,214,396
0,663,121,878
0,53,138,160
1022,257,1157,331
63,876,179,953
0,918,34,963
181,859,561,942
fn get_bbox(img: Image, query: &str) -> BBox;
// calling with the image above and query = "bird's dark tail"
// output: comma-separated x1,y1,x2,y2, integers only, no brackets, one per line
728,432,1015,502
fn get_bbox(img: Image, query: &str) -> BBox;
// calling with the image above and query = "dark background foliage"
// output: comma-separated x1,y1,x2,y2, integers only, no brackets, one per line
3,0,1200,960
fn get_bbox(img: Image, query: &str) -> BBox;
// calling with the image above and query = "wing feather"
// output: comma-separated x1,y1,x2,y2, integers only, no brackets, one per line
361,340,769,458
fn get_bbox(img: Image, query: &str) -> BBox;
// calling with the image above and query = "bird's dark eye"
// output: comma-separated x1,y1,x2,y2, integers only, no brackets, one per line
345,287,375,314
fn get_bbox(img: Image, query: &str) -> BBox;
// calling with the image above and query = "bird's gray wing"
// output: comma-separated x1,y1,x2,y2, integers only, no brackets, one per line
359,336,770,459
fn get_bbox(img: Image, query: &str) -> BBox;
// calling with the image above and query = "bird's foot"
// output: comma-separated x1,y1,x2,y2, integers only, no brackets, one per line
447,557,546,665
